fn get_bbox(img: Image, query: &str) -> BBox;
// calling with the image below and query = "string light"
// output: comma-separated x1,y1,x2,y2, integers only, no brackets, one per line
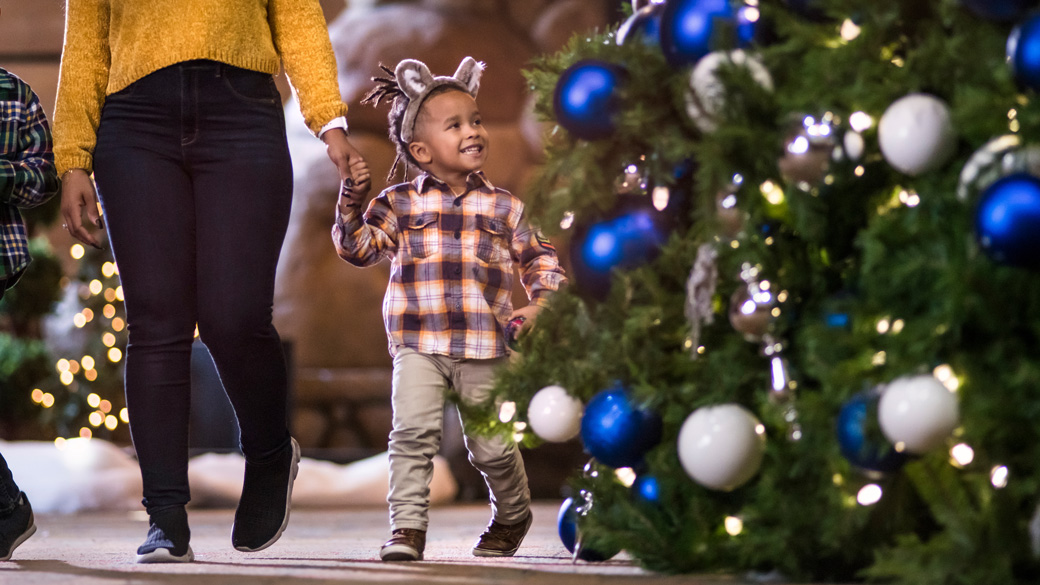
104,416,118,431
79,428,92,439
108,347,123,363
991,466,1009,489
614,468,637,487
120,408,130,423
857,484,883,506
111,318,125,332
70,244,85,259
87,393,100,408
498,401,517,423
725,516,744,536
89,280,103,295
950,443,974,467
102,333,116,347
101,262,117,278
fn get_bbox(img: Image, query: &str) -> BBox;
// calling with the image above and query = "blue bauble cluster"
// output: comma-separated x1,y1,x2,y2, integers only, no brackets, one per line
660,0,756,67
974,173,1040,271
836,391,907,473
580,384,662,468
553,60,625,140
1008,13,1040,90
557,497,622,562
569,196,674,300
963,0,1038,22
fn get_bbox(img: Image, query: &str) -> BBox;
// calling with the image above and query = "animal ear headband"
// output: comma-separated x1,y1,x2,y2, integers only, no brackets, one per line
363,56,485,143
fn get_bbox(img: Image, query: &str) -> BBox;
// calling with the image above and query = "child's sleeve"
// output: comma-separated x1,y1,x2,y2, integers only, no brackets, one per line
332,188,398,267
511,210,567,306
0,86,60,208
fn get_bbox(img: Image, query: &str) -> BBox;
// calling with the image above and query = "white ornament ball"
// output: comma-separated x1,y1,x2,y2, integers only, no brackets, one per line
685,50,773,133
878,375,959,454
677,404,766,491
527,385,584,443
878,93,956,176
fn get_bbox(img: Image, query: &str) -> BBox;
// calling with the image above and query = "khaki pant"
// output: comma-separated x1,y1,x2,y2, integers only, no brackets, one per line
387,347,531,531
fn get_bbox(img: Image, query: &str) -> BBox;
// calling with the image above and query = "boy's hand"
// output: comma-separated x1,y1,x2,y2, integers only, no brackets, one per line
322,128,364,183
346,157,372,201
60,169,104,250
509,305,542,334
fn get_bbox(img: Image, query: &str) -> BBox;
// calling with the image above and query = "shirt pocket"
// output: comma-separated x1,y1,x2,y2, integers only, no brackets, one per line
475,214,510,264
404,211,440,259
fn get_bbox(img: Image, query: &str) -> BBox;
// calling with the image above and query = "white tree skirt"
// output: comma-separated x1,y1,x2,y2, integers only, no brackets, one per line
0,439,458,514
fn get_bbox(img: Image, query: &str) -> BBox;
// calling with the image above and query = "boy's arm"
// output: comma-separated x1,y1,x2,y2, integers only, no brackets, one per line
511,215,567,306
332,183,398,267
0,85,60,209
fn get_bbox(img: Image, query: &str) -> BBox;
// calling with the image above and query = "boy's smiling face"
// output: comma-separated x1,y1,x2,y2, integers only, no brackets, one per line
408,89,488,190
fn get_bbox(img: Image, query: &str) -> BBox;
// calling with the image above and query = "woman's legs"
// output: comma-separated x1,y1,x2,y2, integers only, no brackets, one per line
94,60,297,557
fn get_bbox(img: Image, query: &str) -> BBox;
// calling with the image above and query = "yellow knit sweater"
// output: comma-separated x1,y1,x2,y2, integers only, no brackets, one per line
53,0,349,175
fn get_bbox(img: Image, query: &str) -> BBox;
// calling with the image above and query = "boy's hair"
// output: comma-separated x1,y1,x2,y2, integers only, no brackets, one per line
362,57,484,182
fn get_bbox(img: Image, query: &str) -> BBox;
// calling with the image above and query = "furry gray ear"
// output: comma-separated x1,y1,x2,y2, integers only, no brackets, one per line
395,59,435,101
395,56,487,143
453,57,485,97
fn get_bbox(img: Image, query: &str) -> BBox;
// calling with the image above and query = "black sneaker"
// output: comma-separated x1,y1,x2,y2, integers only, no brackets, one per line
0,492,36,561
380,528,426,561
136,506,193,563
232,437,300,552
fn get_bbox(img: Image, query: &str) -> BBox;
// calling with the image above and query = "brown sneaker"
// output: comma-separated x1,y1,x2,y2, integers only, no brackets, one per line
380,528,426,561
472,511,532,557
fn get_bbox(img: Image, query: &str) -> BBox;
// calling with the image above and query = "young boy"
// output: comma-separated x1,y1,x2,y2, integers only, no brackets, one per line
0,59,61,559
333,57,566,561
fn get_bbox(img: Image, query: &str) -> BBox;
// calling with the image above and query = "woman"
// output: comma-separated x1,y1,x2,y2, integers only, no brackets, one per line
53,0,363,563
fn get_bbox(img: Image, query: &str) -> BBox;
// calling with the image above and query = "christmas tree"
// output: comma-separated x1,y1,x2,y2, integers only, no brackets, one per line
468,0,1040,582
0,189,130,442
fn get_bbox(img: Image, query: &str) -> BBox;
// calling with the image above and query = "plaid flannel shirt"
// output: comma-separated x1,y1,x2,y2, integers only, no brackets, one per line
0,68,60,285
333,171,566,359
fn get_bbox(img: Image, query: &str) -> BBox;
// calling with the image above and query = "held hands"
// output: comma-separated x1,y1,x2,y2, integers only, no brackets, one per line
60,169,104,250
339,156,372,208
321,127,366,183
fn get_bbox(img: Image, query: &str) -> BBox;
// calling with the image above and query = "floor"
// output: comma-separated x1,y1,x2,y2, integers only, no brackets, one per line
0,502,751,585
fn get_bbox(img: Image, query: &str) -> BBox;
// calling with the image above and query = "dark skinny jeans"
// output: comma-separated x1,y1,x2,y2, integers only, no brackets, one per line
93,60,293,514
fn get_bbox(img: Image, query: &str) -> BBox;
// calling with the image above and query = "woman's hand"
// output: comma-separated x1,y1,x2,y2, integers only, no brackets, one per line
60,169,104,249
321,128,364,183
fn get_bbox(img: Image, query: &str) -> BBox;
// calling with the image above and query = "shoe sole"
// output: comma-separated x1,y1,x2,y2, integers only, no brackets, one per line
380,544,422,562
234,437,300,553
0,515,37,561
136,545,195,564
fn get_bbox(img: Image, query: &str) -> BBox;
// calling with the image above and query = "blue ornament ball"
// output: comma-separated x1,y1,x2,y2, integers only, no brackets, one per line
1009,13,1040,90
659,0,755,67
580,384,663,468
964,0,1037,22
617,3,664,47
632,475,662,506
569,196,674,300
557,497,622,562
975,173,1040,271
836,391,907,473
553,60,625,140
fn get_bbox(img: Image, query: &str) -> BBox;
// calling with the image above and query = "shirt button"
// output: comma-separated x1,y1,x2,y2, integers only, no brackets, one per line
455,303,462,310
454,230,461,239
453,198,462,207
455,266,462,275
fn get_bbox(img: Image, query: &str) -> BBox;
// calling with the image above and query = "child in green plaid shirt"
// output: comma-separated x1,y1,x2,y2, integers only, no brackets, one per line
0,65,60,561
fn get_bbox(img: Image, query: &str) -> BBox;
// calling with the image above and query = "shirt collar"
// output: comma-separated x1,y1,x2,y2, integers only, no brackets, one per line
415,170,493,195
0,69,16,91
